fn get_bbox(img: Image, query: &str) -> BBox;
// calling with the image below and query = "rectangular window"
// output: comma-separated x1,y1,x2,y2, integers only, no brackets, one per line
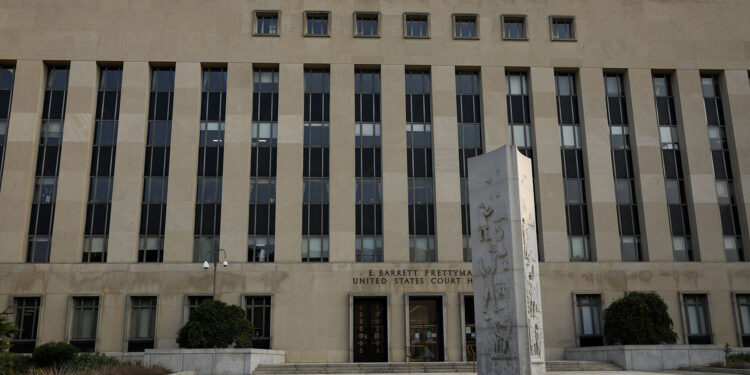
28,65,69,263
83,67,122,263
737,294,750,347
355,69,383,262
245,295,272,349
406,70,436,262
187,295,213,317
551,16,575,40
139,67,174,263
653,74,694,261
456,70,483,262
0,65,15,191
302,68,330,262
576,294,603,346
605,73,643,261
502,15,527,39
556,72,591,261
70,297,99,352
683,294,712,344
193,67,226,262
128,296,157,352
10,297,41,353
453,14,478,39
404,13,429,38
255,11,279,35
249,68,278,263
702,74,744,262
305,12,330,36
355,13,379,37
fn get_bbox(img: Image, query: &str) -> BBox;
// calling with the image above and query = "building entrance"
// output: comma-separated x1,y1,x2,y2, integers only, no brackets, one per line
408,297,444,362
353,297,388,362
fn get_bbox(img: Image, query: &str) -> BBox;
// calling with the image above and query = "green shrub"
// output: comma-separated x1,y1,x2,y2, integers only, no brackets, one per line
727,353,750,368
0,352,33,374
603,292,678,345
0,308,19,352
65,352,122,371
32,341,79,368
176,299,254,348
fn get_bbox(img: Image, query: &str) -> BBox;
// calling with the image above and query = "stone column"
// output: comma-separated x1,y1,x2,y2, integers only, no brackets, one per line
108,62,149,263
468,146,545,375
0,60,45,263
163,62,201,263
431,65,462,262
627,69,672,262
274,64,304,263
722,69,750,262
221,63,252,264
579,68,620,262
51,61,98,263
529,67,566,262
381,64,409,263
329,64,355,262
674,69,724,262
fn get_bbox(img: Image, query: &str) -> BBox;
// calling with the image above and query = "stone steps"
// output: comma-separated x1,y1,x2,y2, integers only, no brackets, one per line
253,362,476,374
545,360,623,372
254,360,622,374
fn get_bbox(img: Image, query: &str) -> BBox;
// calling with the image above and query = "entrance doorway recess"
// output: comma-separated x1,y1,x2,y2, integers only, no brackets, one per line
353,297,388,362
408,296,444,362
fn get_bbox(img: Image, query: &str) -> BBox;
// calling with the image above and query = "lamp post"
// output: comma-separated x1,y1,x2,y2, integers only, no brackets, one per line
202,248,228,297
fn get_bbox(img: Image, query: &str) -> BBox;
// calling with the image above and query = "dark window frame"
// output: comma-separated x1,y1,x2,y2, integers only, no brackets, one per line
245,295,272,349
10,296,41,353
501,14,528,40
0,65,16,192
304,11,331,37
253,10,280,36
69,296,100,352
575,293,604,347
550,15,576,41
354,12,380,38
127,296,157,352
453,13,479,39
404,13,430,38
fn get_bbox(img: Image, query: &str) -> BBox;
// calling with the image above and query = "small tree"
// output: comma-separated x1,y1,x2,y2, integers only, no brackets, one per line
604,292,678,345
0,308,19,352
176,300,254,348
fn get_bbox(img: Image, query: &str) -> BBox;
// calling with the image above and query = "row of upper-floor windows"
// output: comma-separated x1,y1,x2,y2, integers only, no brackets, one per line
253,10,578,41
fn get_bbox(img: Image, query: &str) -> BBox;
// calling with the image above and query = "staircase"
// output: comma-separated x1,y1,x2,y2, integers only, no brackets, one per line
253,362,476,374
545,360,623,371
254,360,622,374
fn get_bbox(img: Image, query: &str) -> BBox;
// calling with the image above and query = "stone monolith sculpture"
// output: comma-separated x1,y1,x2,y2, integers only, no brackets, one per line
468,146,545,375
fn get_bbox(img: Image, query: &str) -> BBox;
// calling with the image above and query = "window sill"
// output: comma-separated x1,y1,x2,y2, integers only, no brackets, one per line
502,37,529,41
253,33,280,37
551,38,577,42
354,34,380,38
404,35,431,39
304,33,330,38
453,36,480,40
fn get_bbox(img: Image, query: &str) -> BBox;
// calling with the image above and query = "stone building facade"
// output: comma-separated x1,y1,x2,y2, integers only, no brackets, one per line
0,0,749,363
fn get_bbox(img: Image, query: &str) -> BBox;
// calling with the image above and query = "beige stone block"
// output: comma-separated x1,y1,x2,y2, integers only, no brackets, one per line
579,68,620,262
431,65,462,262
482,66,508,151
628,68,673,262
329,64,355,263
381,64,409,263
0,60,45,263
220,62,252,264
51,61,97,264
275,64,304,263
675,69,723,262
530,67,567,262
164,62,200,263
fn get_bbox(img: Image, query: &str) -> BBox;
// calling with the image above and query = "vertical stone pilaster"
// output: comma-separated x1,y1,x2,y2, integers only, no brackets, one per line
675,69,724,262
722,69,750,262
274,64,304,263
108,62,149,263
482,66,509,151
579,68,620,262
163,62,201,263
381,65,409,262
432,65,462,262
221,63,253,263
51,61,98,263
627,69,673,262
529,67,567,262
0,60,45,263
329,64,355,262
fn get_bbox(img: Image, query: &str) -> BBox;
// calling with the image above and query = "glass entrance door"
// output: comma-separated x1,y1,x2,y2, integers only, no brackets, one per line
353,297,388,362
409,296,444,362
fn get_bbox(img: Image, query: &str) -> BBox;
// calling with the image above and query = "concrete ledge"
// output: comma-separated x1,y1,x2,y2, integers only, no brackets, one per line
564,345,726,371
144,348,285,375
